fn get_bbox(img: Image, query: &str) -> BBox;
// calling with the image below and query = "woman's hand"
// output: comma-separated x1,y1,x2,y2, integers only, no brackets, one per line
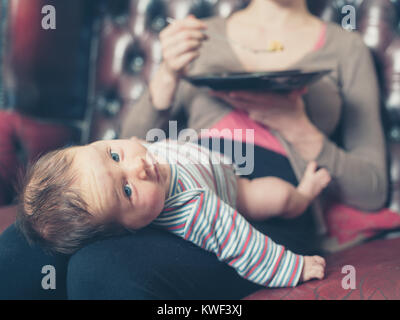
211,89,307,131
212,89,325,160
160,15,208,77
149,15,208,111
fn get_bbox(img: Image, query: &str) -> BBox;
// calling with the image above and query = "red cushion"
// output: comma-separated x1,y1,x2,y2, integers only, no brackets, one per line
245,236,400,300
0,110,74,206
0,205,17,234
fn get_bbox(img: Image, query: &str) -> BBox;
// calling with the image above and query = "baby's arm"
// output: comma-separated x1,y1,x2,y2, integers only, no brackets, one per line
182,189,325,287
237,161,331,220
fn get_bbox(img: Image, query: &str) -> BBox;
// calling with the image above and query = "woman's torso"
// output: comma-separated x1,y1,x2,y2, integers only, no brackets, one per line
178,16,347,141
224,10,325,71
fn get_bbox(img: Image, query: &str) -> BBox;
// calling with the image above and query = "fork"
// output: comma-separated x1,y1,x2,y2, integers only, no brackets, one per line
166,17,280,54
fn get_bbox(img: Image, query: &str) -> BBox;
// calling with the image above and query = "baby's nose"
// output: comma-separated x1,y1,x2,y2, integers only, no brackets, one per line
127,156,149,180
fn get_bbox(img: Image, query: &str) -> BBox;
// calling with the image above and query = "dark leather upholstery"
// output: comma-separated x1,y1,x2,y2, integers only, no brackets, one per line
0,0,97,205
3,0,96,120
92,0,400,210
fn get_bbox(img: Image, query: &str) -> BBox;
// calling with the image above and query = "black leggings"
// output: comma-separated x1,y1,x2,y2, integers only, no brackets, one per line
0,141,317,299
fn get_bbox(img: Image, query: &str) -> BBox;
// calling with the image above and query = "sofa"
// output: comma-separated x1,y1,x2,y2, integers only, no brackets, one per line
1,0,400,300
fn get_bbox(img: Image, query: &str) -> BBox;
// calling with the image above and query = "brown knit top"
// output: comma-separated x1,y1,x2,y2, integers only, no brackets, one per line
121,17,388,233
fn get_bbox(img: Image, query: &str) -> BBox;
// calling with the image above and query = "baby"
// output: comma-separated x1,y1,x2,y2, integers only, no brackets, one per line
17,137,331,288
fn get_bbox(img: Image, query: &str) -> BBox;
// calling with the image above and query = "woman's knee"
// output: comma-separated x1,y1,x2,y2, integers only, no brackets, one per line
66,228,256,299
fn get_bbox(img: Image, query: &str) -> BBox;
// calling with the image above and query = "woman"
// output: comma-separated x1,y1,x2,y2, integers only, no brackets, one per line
68,0,388,299
121,0,387,215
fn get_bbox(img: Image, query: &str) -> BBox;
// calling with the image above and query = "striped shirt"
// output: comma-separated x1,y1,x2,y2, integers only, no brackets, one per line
149,140,304,288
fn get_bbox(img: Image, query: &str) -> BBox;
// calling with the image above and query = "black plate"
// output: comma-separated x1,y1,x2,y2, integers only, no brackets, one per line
183,69,332,92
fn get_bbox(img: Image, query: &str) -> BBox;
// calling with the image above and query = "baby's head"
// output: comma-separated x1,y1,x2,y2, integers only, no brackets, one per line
17,137,169,255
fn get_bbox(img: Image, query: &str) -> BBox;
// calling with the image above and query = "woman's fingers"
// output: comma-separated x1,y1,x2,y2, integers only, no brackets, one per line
169,51,200,72
211,91,288,109
162,29,208,49
228,88,307,104
230,90,290,104
161,16,207,39
210,88,308,117
289,87,308,100
208,90,228,98
211,91,272,111
214,94,260,111
163,39,203,62
160,16,207,75
210,91,255,105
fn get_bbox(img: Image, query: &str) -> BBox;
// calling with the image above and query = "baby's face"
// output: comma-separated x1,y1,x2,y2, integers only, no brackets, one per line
72,137,170,229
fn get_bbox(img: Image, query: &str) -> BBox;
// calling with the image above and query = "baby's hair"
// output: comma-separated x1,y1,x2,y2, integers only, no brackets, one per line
16,147,126,255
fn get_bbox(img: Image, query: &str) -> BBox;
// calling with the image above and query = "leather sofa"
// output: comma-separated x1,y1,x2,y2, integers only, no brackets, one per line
1,0,400,300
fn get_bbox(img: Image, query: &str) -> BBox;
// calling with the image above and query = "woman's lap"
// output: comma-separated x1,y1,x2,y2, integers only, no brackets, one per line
0,138,317,299
0,224,69,300
67,139,318,299
68,210,315,299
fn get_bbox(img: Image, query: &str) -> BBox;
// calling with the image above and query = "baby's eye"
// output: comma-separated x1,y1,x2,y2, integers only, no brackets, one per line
110,151,120,162
124,184,132,198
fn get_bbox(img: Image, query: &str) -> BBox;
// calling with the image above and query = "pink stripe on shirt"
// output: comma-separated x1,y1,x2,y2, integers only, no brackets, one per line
184,192,204,240
244,237,269,278
287,255,300,286
201,198,221,248
218,210,238,255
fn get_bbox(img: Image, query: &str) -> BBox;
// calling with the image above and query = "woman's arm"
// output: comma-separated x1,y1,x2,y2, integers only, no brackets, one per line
120,16,207,139
212,32,388,211
211,89,325,160
285,34,388,211
120,65,179,139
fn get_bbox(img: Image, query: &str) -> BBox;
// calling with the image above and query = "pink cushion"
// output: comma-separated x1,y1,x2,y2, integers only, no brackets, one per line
244,236,400,300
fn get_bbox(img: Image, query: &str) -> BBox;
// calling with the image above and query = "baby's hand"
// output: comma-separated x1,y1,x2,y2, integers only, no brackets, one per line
300,255,326,283
297,161,331,201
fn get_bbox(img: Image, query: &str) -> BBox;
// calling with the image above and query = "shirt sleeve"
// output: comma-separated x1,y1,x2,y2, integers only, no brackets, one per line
285,33,388,212
316,33,388,211
179,189,304,288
